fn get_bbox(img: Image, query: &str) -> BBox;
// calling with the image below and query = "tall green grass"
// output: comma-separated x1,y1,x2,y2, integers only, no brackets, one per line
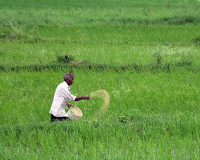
1,0,199,9
0,113,200,159
1,24,200,43
0,68,199,125
1,0,200,158
0,0,199,70
0,0,200,26
0,40,199,68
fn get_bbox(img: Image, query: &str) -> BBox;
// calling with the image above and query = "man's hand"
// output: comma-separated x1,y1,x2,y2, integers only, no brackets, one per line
85,95,90,100
66,102,74,108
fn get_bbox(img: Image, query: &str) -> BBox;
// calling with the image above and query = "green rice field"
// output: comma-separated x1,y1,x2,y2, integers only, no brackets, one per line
0,0,200,159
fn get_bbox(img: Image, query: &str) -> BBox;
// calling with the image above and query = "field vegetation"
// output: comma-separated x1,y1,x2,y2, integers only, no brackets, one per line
0,0,200,159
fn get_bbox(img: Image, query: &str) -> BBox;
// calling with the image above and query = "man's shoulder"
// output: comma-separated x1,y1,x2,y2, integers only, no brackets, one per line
58,81,69,89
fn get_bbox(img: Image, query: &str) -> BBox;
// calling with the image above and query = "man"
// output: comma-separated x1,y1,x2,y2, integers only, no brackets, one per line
49,72,90,122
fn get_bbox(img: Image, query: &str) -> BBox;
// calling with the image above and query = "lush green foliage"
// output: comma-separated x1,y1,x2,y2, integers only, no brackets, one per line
1,119,200,159
1,0,200,159
0,0,200,26
0,25,200,67
1,68,199,125
1,68,200,158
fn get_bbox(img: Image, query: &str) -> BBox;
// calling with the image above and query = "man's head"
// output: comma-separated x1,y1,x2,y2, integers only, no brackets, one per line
63,72,74,86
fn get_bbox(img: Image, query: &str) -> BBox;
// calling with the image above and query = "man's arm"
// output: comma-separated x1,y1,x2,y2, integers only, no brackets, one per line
75,95,90,101
66,102,74,108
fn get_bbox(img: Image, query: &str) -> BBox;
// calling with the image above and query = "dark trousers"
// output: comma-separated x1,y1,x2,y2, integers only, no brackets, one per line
50,114,70,122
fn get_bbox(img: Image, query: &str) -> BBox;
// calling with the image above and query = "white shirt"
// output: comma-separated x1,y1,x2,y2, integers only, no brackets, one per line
49,81,76,117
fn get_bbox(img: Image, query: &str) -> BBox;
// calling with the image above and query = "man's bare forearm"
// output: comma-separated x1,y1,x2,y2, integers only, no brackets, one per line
75,95,90,101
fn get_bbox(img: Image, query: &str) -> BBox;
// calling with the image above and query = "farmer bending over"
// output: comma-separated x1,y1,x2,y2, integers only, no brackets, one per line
49,72,90,122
